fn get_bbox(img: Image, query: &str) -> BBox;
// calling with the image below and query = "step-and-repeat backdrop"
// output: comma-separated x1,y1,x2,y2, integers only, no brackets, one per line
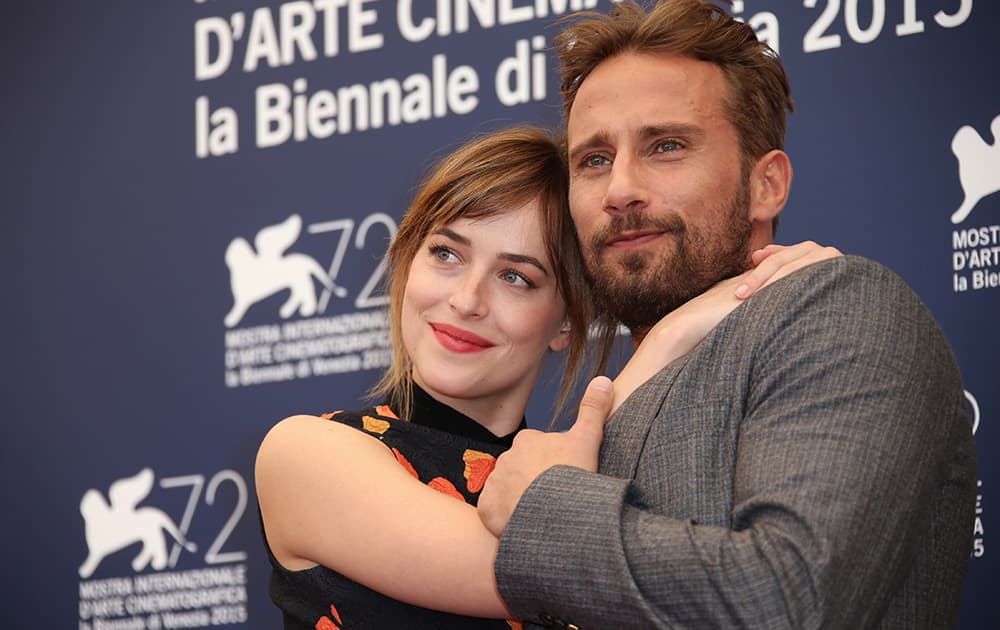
3,1,996,627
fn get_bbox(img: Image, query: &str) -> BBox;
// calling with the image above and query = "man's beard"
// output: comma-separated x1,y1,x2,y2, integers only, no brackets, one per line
583,184,753,335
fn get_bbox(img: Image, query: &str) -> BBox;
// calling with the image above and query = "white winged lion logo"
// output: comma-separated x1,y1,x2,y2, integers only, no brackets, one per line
224,214,335,327
951,113,1000,224
79,468,197,578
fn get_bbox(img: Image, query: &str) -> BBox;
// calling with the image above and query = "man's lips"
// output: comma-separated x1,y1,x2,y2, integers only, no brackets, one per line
604,229,668,249
429,323,495,353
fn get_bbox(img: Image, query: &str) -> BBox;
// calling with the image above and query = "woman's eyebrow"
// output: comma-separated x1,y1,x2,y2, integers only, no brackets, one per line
436,227,549,275
499,253,549,275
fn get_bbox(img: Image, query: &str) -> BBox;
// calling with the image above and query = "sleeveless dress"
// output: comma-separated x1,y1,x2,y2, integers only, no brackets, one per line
263,385,524,629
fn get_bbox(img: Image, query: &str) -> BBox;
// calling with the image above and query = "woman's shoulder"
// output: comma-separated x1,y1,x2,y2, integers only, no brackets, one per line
319,403,405,439
257,411,392,470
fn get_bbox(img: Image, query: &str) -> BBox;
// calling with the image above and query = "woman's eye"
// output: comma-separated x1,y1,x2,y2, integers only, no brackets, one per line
501,270,532,287
430,245,458,263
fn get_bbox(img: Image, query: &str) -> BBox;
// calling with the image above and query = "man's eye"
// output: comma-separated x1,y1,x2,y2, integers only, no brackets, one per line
655,140,682,153
584,154,610,168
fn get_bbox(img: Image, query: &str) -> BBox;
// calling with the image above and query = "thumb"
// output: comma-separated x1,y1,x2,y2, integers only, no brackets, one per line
570,376,614,442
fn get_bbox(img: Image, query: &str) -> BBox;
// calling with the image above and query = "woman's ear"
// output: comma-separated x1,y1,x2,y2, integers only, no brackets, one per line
748,150,792,226
549,322,572,352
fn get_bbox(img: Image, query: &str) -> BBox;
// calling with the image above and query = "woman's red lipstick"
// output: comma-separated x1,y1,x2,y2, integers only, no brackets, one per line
430,323,495,353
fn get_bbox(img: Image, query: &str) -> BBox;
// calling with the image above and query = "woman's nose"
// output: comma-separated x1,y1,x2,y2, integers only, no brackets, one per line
448,272,488,318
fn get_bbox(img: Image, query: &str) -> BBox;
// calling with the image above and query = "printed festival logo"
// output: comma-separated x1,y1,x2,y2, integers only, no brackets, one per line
77,468,251,629
79,469,196,579
948,113,1000,294
222,213,396,388
224,214,343,328
950,113,1000,225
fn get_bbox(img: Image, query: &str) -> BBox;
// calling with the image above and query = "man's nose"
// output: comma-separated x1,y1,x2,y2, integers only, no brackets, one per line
602,156,648,215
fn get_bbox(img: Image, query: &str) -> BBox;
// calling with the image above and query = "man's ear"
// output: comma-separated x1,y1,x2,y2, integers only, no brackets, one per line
748,150,792,225
549,322,572,352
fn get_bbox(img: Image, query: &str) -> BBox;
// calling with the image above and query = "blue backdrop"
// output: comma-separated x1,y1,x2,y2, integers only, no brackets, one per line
3,1,996,627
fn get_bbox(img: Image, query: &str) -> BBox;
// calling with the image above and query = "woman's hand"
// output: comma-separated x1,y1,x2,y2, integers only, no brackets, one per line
735,241,843,298
611,241,842,411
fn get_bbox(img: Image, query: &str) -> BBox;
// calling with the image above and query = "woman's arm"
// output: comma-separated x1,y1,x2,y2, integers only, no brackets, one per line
257,242,840,619
611,242,841,411
255,415,510,618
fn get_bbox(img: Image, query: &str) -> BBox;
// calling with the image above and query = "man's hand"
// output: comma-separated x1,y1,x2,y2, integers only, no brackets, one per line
478,376,615,537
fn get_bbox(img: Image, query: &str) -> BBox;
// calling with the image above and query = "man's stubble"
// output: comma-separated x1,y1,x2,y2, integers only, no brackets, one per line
583,181,752,337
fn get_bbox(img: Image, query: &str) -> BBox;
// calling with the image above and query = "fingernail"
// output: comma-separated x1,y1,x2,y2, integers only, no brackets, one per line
735,284,749,298
591,376,613,391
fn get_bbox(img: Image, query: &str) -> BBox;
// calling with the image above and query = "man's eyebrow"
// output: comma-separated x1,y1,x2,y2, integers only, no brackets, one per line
568,123,705,158
567,130,611,160
435,227,550,275
639,123,703,141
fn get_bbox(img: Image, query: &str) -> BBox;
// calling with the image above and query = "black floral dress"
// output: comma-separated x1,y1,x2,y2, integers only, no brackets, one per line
263,385,523,629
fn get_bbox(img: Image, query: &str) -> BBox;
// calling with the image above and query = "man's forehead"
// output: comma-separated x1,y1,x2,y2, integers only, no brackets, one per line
566,53,729,145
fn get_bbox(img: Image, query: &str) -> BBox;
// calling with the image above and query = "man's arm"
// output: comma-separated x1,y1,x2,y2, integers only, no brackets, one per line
490,257,975,628
477,377,614,537
479,242,847,537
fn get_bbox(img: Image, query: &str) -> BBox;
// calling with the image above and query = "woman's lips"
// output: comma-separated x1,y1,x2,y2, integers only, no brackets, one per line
430,323,495,353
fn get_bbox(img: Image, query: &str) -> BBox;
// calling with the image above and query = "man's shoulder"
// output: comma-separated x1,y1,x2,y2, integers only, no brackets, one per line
769,253,897,286
717,253,950,364
754,254,916,310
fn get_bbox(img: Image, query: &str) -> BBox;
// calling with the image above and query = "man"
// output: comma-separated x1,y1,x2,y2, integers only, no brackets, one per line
477,1,977,628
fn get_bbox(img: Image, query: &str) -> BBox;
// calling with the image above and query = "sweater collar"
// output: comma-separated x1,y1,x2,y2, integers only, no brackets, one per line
405,385,526,448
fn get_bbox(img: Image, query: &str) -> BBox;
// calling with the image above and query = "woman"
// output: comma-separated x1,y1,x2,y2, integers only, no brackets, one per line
256,126,837,629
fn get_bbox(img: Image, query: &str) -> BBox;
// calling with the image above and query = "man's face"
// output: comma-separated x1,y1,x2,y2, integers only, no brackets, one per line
566,52,753,333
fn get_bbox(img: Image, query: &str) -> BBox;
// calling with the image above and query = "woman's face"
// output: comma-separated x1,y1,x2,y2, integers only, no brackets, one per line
401,200,570,429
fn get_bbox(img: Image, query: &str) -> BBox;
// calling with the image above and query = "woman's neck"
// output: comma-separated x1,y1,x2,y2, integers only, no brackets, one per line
450,398,525,437
411,375,527,437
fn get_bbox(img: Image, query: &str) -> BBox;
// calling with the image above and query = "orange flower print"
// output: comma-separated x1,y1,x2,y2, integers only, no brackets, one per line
375,404,399,419
393,448,419,479
362,415,391,434
428,477,464,501
320,410,343,420
462,449,496,493
315,603,343,629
